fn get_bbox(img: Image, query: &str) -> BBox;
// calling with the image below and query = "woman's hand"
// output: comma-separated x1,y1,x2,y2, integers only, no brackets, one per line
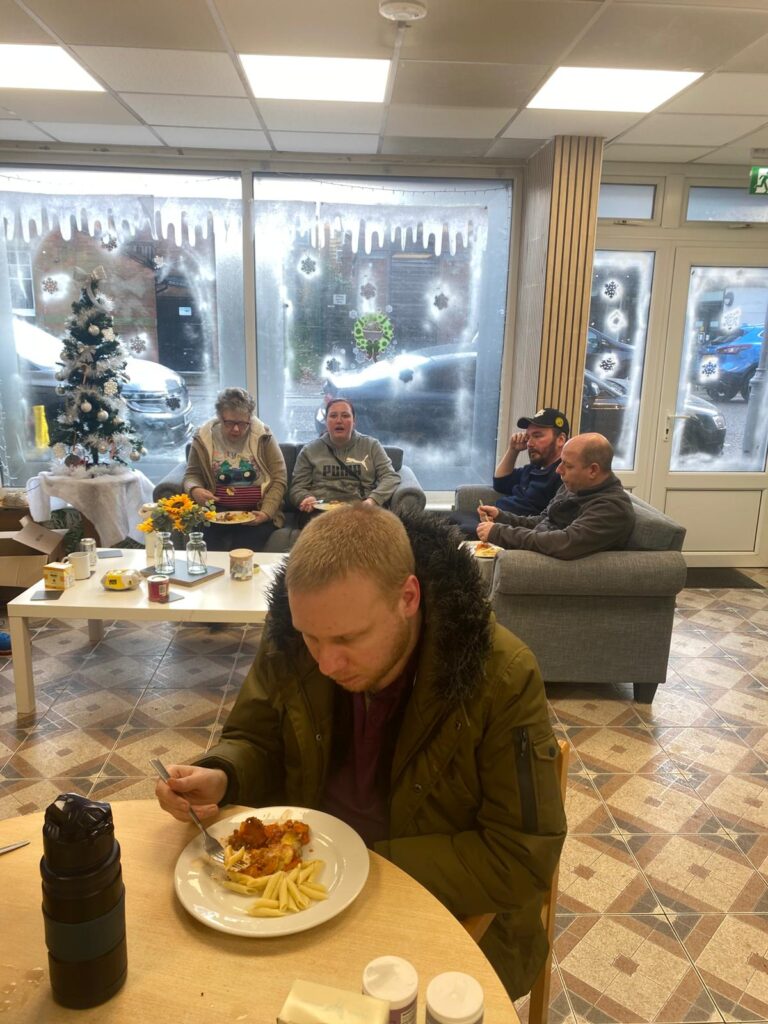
249,511,269,525
476,520,495,542
299,496,318,513
190,486,215,504
155,764,228,822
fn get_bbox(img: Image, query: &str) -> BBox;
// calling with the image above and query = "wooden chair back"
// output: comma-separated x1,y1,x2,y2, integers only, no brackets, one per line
460,737,570,1024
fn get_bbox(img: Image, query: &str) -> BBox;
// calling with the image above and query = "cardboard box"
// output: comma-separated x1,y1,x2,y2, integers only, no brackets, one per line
0,516,67,589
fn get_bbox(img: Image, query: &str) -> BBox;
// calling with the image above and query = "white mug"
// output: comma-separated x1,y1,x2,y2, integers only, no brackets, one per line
65,551,91,580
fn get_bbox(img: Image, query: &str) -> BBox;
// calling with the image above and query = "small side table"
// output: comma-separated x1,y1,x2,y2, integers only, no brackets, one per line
26,469,154,546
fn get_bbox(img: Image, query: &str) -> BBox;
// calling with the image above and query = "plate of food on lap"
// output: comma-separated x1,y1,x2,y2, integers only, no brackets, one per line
212,510,256,524
468,540,503,559
313,500,347,512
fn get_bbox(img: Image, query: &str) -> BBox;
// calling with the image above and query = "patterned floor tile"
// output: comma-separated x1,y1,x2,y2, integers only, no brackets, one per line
556,915,721,1023
90,631,172,658
688,772,768,834
655,726,767,775
149,653,236,690
558,834,662,915
80,654,162,689
716,632,768,661
514,961,575,1024
30,626,95,656
100,727,212,776
565,773,617,835
669,914,768,1022
128,687,225,728
633,685,724,728
565,727,676,775
627,833,768,914
671,656,755,691
592,773,725,835
734,835,768,883
0,777,94,817
3,723,120,779
688,608,757,634
89,776,160,803
669,632,726,659
47,689,141,730
168,624,245,656
240,625,264,655
687,687,768,730
548,691,645,728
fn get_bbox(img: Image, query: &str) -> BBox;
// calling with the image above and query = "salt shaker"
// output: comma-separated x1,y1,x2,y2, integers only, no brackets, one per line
425,972,484,1024
363,956,418,1024
40,793,127,1008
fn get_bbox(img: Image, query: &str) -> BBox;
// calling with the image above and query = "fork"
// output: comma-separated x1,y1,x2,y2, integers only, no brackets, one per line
149,758,226,864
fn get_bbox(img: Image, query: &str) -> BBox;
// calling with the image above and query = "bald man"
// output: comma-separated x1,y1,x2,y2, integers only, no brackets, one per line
476,432,635,560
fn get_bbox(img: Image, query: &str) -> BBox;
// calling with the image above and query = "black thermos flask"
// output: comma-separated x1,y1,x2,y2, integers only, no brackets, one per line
40,793,127,1008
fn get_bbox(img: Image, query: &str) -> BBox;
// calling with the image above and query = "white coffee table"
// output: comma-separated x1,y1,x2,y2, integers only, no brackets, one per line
7,549,285,716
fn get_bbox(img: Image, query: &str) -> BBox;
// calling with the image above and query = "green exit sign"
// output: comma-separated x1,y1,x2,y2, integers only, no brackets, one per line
749,167,768,194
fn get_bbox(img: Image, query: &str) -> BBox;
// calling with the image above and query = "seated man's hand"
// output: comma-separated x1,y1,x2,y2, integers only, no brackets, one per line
155,764,228,822
249,511,270,525
478,505,499,521
508,431,528,453
476,520,494,542
361,497,376,507
299,496,318,513
190,486,215,504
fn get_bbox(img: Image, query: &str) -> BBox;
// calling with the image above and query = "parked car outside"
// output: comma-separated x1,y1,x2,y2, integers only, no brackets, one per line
696,324,764,402
13,318,193,449
582,370,726,456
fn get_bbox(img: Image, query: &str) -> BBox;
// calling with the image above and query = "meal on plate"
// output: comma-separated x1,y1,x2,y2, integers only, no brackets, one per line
218,815,328,917
317,500,344,509
213,510,254,524
474,541,498,558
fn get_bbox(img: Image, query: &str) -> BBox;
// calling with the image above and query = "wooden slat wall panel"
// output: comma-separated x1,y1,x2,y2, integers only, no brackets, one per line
537,136,603,433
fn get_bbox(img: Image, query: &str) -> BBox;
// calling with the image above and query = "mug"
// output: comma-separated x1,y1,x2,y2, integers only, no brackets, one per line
65,551,91,580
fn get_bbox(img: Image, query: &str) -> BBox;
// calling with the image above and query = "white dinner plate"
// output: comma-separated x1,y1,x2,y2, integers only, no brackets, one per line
313,500,347,512
174,806,369,937
462,540,503,559
211,511,256,524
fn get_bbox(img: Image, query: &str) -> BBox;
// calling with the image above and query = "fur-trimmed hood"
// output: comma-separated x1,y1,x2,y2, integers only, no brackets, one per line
265,511,493,707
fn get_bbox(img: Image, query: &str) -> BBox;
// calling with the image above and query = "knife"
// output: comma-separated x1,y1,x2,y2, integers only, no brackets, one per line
0,840,30,856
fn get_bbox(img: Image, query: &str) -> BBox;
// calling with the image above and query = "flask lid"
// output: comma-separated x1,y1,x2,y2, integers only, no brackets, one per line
43,794,115,873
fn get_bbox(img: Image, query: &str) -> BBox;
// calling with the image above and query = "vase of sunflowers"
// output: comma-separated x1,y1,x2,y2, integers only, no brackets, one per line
137,494,216,575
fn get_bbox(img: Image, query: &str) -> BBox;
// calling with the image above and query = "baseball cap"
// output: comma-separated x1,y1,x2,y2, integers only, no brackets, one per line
517,408,570,436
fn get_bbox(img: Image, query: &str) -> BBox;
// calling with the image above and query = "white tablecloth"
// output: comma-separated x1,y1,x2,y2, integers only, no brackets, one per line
26,470,154,546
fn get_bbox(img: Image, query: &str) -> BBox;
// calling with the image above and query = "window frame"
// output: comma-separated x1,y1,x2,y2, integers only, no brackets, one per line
597,175,665,228
683,178,768,229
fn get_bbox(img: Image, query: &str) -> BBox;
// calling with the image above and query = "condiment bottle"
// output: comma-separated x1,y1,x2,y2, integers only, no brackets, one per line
425,972,484,1024
363,955,418,1024
40,793,127,1008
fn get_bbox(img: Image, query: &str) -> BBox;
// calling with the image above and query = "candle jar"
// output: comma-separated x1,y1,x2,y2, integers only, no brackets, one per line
185,531,208,575
229,548,254,581
155,532,175,576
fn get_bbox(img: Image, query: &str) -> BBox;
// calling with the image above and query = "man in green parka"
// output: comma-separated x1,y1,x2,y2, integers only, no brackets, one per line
155,504,566,998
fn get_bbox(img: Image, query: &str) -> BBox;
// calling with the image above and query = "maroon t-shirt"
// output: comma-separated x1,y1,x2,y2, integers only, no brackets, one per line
322,659,416,847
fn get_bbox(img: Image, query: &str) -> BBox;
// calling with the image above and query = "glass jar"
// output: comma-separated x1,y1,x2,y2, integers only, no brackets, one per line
185,531,208,575
155,531,175,576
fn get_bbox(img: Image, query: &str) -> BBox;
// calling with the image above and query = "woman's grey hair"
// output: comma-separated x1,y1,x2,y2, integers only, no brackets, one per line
215,387,256,417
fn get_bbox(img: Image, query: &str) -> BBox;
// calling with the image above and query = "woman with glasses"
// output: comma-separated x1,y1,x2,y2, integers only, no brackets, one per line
184,387,287,551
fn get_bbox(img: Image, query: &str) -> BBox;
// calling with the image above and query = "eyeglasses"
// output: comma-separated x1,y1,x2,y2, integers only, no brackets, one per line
220,418,250,429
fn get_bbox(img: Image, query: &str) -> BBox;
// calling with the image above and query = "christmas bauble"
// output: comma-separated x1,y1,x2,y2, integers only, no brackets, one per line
96,410,108,422
55,385,66,395
80,401,92,413
55,371,66,380
88,324,100,336
129,450,141,462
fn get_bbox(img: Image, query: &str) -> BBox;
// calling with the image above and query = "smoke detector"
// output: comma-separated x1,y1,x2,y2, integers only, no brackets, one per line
379,0,427,22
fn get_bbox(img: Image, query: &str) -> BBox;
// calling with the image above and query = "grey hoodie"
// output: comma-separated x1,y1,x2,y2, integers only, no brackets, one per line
288,431,400,507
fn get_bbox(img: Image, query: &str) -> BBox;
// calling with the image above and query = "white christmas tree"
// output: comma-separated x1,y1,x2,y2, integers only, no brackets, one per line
49,266,145,469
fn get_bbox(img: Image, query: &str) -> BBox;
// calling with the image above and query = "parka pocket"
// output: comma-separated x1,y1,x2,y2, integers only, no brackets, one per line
514,728,563,834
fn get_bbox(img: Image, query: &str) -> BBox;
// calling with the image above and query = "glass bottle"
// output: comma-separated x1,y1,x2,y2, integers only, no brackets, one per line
156,531,175,576
185,531,208,575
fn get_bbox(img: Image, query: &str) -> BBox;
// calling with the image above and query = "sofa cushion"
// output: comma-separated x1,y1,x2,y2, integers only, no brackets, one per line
625,495,685,552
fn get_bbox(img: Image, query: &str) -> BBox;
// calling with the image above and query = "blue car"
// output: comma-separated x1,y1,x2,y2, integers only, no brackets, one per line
697,325,764,402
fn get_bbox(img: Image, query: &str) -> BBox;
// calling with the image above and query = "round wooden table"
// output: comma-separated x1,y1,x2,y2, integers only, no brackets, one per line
0,800,518,1023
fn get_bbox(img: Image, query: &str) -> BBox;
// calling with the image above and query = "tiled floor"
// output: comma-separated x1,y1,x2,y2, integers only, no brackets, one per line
3,572,768,1023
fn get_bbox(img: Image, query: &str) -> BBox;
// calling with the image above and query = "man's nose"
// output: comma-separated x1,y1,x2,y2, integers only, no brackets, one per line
316,644,346,677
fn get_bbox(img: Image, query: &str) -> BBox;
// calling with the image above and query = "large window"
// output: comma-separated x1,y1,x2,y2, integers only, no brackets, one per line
686,187,768,224
252,176,513,490
0,169,244,486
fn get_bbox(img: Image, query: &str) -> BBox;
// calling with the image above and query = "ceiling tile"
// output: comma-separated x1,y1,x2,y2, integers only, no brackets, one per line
153,126,268,149
35,122,161,145
381,136,496,157
122,94,259,129
387,105,513,138
0,120,52,141
665,72,768,116
604,144,716,162
694,125,768,165
0,0,53,43
569,5,768,70
400,1,602,63
216,0,390,57
392,62,549,108
503,109,642,139
22,0,223,49
270,131,378,154
257,99,382,133
0,91,140,124
485,138,548,159
619,112,767,146
722,35,768,73
72,47,245,97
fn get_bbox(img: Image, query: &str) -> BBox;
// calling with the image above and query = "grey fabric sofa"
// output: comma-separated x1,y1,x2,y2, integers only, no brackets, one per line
453,485,687,703
153,441,426,552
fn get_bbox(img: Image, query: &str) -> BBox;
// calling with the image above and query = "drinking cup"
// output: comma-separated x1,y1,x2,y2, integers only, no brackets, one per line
65,551,91,580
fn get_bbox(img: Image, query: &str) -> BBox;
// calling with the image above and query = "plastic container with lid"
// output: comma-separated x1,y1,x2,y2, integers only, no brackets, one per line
362,955,418,1024
425,972,484,1024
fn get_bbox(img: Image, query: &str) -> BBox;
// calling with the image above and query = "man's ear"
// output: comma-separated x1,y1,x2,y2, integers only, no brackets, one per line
400,574,421,618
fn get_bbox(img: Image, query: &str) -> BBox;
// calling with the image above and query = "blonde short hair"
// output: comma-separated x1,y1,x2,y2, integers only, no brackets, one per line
285,504,414,602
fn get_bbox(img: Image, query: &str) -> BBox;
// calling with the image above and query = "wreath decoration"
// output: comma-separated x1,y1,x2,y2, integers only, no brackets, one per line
352,312,394,362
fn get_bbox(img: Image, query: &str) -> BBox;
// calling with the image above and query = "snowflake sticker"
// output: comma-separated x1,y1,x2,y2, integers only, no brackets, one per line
101,233,118,252
300,256,317,276
603,280,619,300
598,355,618,377
699,359,719,382
153,255,165,269
41,277,59,295
166,395,181,410
606,309,626,332
433,292,449,311
360,282,376,300
720,307,742,333
128,336,147,355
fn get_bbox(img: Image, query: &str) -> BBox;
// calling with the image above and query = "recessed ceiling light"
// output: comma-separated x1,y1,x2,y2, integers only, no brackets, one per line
239,55,389,103
0,45,103,91
528,67,702,113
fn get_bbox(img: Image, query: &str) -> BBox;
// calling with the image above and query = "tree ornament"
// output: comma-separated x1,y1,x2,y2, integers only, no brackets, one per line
104,380,118,397
80,401,93,413
102,327,115,342
55,385,66,395
55,370,66,381
88,324,100,336
129,450,141,462
98,441,109,453
97,410,109,422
